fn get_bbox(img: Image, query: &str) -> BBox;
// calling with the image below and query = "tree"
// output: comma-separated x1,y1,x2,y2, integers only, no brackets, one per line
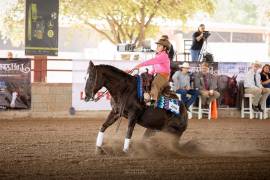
0,0,24,47
211,0,270,26
0,0,215,47
61,0,214,47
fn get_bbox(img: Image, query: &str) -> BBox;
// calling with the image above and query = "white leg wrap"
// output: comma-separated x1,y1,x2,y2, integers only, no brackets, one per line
96,132,104,147
123,138,131,152
10,92,18,108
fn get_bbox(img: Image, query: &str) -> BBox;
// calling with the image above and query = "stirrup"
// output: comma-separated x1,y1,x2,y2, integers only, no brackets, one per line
150,100,156,108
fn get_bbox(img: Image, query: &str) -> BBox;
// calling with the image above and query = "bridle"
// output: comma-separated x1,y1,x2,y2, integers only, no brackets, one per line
86,68,139,102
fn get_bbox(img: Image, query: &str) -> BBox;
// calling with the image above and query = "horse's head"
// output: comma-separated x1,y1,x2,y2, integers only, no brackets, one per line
227,75,238,94
84,61,104,102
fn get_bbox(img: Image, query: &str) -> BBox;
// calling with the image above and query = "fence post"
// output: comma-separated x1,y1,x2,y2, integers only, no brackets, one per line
33,56,47,82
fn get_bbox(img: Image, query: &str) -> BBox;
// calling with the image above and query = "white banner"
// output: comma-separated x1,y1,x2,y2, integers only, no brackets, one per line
72,60,147,111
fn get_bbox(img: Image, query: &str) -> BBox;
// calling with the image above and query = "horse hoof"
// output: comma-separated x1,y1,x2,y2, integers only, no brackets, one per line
123,148,129,153
95,147,106,155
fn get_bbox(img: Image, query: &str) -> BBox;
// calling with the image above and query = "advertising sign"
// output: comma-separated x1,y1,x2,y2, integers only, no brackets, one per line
0,59,31,110
25,0,59,56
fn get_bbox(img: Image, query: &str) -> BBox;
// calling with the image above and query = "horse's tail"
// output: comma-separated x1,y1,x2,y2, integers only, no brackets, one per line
178,101,188,132
236,80,244,110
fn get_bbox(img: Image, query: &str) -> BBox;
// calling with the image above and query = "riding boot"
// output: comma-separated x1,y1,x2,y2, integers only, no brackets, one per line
252,105,259,112
257,104,264,112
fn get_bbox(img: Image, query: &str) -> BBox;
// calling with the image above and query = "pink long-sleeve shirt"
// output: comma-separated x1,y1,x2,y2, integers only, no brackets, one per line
138,51,171,75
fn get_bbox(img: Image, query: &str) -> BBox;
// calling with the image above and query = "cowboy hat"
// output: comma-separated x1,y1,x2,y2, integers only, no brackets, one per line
179,62,190,68
155,39,170,49
252,60,262,67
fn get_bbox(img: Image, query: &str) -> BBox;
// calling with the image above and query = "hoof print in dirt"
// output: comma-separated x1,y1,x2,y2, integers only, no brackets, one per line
95,147,107,155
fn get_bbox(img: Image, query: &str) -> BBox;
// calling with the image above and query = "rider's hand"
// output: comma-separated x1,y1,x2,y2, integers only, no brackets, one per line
128,66,139,73
131,65,140,71
135,64,140,69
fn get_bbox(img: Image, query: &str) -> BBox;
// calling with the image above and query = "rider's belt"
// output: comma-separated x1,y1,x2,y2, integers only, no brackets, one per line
158,73,170,80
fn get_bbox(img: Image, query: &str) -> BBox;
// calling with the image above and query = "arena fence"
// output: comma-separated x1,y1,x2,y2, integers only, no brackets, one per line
0,58,243,119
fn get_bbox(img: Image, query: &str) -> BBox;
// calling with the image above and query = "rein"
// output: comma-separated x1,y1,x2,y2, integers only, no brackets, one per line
92,68,138,102
93,90,108,102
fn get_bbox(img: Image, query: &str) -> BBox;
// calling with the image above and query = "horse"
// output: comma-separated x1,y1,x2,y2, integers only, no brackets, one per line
217,75,238,107
84,61,188,153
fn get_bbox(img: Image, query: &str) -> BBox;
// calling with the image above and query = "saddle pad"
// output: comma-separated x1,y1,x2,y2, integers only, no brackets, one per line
157,96,180,115
135,75,143,101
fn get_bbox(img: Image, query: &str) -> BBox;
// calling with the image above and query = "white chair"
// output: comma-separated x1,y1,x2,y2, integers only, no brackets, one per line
263,101,270,119
241,94,263,119
191,95,212,120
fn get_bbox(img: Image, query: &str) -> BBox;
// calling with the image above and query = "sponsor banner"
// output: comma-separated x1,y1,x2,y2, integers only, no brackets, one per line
0,58,31,109
187,62,219,74
25,0,59,56
218,62,250,81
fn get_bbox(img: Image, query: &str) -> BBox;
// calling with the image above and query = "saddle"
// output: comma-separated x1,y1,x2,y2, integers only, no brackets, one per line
140,71,179,101
136,71,181,115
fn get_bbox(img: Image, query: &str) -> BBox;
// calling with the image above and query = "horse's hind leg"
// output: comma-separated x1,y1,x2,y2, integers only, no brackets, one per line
96,110,120,148
142,128,156,139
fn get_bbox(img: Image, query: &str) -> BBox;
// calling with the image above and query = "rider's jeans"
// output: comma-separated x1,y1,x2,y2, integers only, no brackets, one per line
151,74,169,101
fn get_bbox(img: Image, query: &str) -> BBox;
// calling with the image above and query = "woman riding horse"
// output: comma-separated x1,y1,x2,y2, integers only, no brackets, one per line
84,61,188,153
134,39,171,107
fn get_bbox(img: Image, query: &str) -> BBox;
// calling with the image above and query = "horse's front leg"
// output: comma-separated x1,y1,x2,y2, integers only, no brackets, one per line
123,110,140,152
96,110,120,148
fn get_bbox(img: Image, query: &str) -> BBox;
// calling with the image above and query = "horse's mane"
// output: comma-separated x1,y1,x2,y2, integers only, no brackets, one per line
96,64,132,78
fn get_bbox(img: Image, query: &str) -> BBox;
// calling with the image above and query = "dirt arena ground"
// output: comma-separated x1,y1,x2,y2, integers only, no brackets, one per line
0,116,270,180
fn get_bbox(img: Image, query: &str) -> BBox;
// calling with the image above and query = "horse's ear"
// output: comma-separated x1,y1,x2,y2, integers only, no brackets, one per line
87,60,95,73
232,74,237,80
89,60,94,68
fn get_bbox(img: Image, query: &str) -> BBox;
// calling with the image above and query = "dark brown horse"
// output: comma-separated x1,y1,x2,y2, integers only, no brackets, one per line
84,61,188,152
217,75,238,107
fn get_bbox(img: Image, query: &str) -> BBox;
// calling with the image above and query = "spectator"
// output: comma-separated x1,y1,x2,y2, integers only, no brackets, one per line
194,62,220,107
260,64,270,88
244,61,270,112
7,52,13,60
135,39,171,107
190,24,208,61
172,62,199,108
260,64,270,107
160,35,175,62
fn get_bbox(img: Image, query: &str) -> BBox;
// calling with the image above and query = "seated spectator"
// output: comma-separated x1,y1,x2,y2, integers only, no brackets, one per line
260,64,270,88
172,62,199,108
194,62,220,107
260,64,270,107
244,61,270,112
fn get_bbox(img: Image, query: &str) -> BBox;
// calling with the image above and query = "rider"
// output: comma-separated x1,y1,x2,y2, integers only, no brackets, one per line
135,38,171,106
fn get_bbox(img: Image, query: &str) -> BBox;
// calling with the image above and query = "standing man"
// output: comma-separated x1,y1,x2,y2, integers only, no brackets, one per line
244,61,270,112
161,35,174,62
172,62,199,108
194,62,220,107
190,24,208,61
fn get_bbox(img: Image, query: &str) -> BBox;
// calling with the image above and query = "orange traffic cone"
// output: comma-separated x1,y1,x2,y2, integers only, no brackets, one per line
211,99,218,120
